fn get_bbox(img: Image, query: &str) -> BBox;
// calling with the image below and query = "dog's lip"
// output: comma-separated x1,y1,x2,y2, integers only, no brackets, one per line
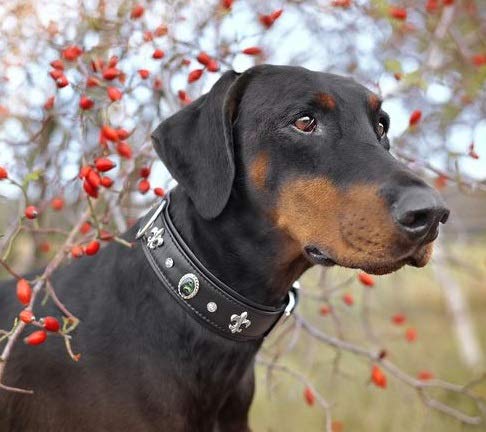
304,245,336,266
304,240,435,273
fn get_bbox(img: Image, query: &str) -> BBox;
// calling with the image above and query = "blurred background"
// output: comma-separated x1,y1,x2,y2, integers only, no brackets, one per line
0,0,485,430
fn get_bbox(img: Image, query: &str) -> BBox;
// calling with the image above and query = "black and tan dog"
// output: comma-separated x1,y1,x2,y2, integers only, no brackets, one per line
0,65,448,431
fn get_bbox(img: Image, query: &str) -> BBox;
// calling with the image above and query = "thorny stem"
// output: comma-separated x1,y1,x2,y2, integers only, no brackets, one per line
0,207,93,394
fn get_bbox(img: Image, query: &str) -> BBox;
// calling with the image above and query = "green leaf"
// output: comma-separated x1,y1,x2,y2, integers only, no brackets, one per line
22,170,43,187
384,59,402,74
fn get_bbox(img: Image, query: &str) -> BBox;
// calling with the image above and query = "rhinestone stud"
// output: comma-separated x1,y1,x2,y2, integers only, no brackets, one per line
207,302,217,313
165,257,174,268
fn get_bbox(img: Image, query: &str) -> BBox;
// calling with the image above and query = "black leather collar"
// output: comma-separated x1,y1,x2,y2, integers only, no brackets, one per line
136,192,299,342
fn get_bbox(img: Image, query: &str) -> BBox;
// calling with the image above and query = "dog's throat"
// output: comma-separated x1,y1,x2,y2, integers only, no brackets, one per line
136,192,298,342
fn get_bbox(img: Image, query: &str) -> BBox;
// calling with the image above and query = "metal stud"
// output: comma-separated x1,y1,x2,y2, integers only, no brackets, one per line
207,302,217,313
165,257,174,268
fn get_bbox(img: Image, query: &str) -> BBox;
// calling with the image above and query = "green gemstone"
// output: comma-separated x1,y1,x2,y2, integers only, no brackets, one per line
181,280,194,296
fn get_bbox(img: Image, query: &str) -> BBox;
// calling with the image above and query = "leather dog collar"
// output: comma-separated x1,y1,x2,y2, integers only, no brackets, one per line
136,192,299,342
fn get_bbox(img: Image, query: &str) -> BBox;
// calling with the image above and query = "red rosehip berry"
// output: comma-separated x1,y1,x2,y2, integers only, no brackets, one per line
319,305,331,316
154,187,165,197
95,158,116,172
152,49,165,59
84,240,100,256
409,110,422,126
116,128,130,140
303,387,315,406
101,125,119,141
417,370,434,381
0,166,7,180
391,313,406,325
44,96,55,110
51,197,64,211
83,180,99,198
426,0,439,13
71,245,84,258
177,90,191,104
140,166,151,178
87,76,101,87
25,205,39,219
87,169,101,188
405,327,417,342
41,316,60,332
62,45,83,61
206,59,220,72
19,309,35,324
16,279,32,305
56,75,69,88
116,142,132,159
79,221,92,234
221,0,233,10
107,87,123,102
102,68,121,81
389,7,407,20
196,52,211,66
49,69,63,80
188,69,203,83
358,272,374,287
342,293,354,306
154,25,168,37
24,330,47,346
50,59,64,70
371,365,387,388
138,179,150,194
130,4,144,19
472,54,486,67
100,176,113,188
143,31,153,42
138,69,150,79
79,95,94,110
242,46,262,56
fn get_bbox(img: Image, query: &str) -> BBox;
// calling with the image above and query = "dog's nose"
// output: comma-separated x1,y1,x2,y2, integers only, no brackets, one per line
392,188,450,242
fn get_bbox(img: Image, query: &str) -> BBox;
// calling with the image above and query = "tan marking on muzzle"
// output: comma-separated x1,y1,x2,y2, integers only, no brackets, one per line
249,151,269,190
274,178,434,274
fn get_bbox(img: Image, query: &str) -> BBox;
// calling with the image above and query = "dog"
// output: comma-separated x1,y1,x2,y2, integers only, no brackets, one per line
0,65,449,431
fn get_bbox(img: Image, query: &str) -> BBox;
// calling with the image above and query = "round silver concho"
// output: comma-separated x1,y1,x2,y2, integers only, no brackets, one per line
177,273,199,300
165,257,174,268
207,302,217,313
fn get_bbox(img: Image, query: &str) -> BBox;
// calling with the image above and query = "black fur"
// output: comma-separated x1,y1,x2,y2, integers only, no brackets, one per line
0,65,447,431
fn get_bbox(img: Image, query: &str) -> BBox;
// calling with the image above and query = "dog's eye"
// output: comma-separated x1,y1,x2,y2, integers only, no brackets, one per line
294,116,317,133
377,122,386,137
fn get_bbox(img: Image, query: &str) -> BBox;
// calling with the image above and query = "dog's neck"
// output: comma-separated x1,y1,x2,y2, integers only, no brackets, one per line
168,186,310,306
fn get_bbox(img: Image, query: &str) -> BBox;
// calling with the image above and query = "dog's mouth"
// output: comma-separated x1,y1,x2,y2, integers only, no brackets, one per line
303,240,435,275
304,245,337,267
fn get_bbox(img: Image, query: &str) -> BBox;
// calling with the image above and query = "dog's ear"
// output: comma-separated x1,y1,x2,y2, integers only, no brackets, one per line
151,70,247,219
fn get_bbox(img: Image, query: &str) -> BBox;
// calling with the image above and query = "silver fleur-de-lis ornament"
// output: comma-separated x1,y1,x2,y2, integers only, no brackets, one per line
229,311,251,334
146,226,164,249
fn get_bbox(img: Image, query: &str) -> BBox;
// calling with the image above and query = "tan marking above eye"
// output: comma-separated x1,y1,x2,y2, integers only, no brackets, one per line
249,151,269,190
368,94,382,111
317,93,336,110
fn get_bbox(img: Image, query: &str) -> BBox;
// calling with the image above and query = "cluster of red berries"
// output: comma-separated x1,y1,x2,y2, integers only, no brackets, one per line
79,157,117,199
15,279,61,346
136,166,165,198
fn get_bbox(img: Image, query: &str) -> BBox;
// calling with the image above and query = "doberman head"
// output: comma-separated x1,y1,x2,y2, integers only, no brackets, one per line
151,65,449,289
